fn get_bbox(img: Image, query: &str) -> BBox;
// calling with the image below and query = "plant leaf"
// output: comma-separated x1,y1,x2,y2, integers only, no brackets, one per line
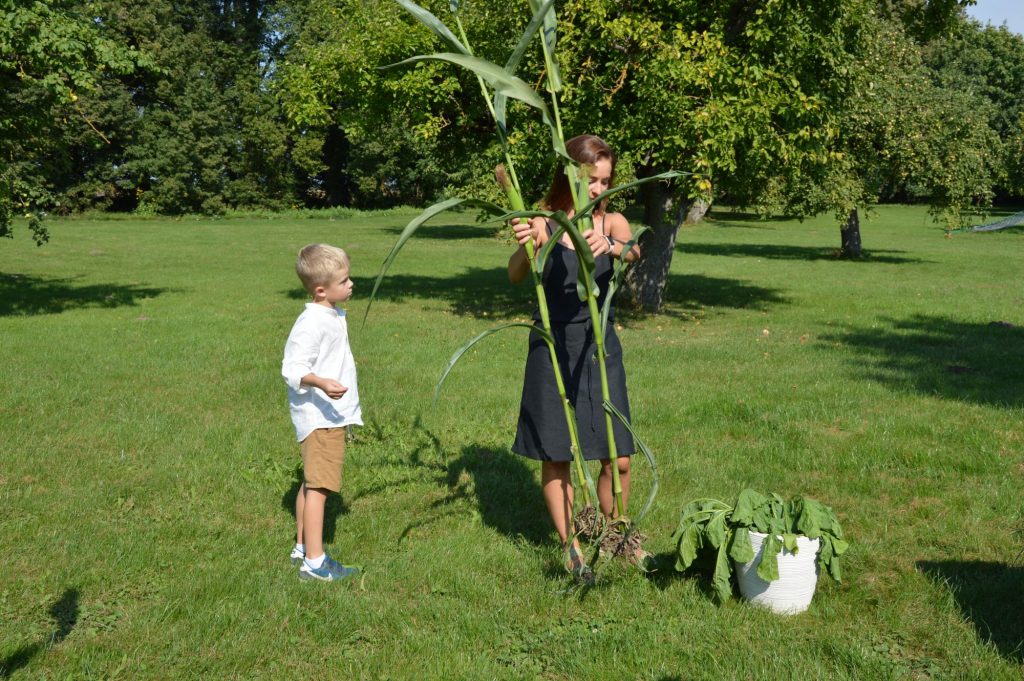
528,0,562,92
713,540,733,602
729,526,755,563
731,488,766,526
381,52,567,159
756,533,781,582
602,398,658,523
599,224,649,337
675,521,702,572
782,533,799,553
575,170,689,218
395,0,469,54
494,0,554,134
365,197,506,324
434,323,551,406
706,511,728,548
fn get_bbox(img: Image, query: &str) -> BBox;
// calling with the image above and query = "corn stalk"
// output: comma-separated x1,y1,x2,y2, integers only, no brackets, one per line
369,0,688,547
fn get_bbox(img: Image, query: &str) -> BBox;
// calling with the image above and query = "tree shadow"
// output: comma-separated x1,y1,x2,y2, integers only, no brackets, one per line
704,210,796,227
645,272,789,321
1,588,79,678
281,467,350,545
289,269,788,323
380,222,501,240
0,273,168,317
677,242,926,264
285,267,534,319
820,315,1024,408
917,560,1024,663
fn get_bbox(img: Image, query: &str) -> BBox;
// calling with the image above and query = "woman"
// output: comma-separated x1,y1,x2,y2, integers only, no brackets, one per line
507,134,640,578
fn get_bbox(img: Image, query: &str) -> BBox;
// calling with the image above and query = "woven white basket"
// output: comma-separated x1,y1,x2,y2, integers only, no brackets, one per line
735,531,820,615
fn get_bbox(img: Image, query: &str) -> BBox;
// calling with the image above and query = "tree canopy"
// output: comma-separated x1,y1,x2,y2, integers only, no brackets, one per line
3,0,1021,263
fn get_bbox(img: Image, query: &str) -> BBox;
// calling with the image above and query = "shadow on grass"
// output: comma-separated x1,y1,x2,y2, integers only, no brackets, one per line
917,560,1024,663
436,444,552,547
644,548,720,603
0,588,78,678
0,273,168,317
344,418,551,547
281,467,350,545
678,242,926,264
288,268,788,321
380,222,501,240
821,315,1024,408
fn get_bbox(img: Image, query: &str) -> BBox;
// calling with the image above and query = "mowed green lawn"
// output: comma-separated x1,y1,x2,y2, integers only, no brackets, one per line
1,205,1021,679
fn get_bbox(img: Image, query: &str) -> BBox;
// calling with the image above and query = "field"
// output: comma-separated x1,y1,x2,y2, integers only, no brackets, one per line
1,205,1022,679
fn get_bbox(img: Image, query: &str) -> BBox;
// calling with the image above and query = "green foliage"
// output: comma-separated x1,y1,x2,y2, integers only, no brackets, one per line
0,0,143,241
672,490,849,603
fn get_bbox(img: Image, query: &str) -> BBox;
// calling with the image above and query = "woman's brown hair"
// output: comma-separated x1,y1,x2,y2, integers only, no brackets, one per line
540,134,616,212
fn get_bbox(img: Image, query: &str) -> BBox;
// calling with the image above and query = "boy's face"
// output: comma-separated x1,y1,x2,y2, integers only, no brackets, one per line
318,268,354,305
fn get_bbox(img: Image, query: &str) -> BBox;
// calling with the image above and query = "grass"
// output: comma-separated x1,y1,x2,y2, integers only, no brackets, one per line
1,205,1022,679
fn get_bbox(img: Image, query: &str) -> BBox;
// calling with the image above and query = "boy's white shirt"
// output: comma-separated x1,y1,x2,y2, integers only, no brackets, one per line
282,303,363,442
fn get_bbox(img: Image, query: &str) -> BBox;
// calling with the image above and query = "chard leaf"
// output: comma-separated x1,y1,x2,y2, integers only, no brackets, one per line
706,511,727,548
831,538,850,555
712,541,733,602
820,536,843,582
751,505,772,533
756,533,781,582
783,533,799,553
732,489,766,526
675,521,702,571
795,499,823,538
728,526,754,563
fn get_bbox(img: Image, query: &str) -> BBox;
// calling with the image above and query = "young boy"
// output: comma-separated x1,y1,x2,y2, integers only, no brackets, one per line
282,243,363,581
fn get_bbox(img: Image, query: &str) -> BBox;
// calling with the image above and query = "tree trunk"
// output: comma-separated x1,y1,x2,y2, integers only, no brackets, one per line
685,198,710,225
840,207,863,257
621,166,693,313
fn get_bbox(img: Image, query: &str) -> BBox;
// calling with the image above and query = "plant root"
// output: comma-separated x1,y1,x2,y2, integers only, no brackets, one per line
600,519,650,567
574,505,604,541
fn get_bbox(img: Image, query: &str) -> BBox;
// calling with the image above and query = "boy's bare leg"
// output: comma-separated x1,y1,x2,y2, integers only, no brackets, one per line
597,457,631,518
295,482,306,546
302,486,329,559
541,461,579,550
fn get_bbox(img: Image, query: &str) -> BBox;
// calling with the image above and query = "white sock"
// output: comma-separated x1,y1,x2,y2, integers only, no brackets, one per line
304,553,326,570
294,543,305,555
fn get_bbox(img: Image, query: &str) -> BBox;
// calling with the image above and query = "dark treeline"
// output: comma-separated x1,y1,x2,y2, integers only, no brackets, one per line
3,1,1023,229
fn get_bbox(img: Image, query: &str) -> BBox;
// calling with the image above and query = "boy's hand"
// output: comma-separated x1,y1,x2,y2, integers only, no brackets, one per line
318,379,348,399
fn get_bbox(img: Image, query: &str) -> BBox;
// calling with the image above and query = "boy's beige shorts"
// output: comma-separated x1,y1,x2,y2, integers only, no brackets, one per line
300,427,346,492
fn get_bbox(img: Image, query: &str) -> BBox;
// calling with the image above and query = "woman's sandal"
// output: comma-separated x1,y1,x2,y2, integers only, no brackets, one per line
566,544,595,586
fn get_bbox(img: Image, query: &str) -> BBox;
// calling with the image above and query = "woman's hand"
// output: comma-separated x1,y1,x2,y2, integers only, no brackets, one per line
582,228,612,257
512,218,537,248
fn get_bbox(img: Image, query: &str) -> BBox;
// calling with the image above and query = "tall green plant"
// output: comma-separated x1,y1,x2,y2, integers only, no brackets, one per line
367,0,685,555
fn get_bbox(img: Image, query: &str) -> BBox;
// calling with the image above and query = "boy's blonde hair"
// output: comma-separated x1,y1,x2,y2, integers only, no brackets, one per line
296,243,350,294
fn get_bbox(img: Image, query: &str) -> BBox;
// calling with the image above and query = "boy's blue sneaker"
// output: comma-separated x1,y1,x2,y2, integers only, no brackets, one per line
298,555,359,582
290,547,305,566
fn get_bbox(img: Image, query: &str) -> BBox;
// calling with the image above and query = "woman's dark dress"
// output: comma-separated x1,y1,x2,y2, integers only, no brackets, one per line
511,220,635,462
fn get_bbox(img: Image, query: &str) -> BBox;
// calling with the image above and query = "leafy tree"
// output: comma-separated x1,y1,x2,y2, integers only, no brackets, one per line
276,0,531,208
54,0,297,215
923,17,1024,200
0,0,141,243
